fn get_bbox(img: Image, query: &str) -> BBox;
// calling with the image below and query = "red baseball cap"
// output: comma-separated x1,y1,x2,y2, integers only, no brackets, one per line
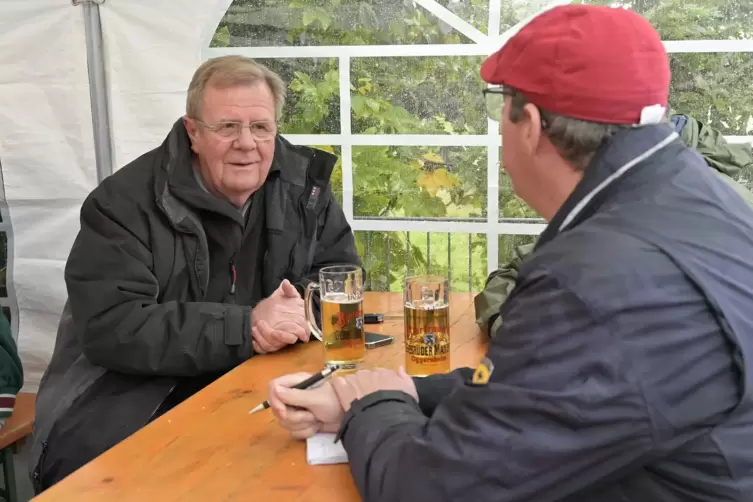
480,5,670,125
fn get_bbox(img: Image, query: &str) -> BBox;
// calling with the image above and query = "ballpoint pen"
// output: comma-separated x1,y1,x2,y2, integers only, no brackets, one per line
248,364,340,414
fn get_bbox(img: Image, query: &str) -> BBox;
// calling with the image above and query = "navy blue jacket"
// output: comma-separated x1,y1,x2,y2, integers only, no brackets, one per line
337,124,753,501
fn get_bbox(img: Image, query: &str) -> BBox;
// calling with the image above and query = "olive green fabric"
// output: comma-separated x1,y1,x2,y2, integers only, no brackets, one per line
679,115,753,180
474,242,533,337
475,115,753,337
678,115,753,207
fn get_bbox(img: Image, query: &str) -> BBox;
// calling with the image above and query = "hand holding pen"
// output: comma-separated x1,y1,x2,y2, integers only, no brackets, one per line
249,365,340,414
258,365,345,440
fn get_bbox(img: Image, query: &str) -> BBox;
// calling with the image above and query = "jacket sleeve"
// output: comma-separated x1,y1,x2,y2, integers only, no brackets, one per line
0,311,22,419
293,188,362,326
338,267,656,502
412,367,474,417
473,242,534,337
66,191,253,377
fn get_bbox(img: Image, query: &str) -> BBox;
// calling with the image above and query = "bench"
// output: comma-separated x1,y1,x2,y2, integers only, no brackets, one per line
0,393,35,502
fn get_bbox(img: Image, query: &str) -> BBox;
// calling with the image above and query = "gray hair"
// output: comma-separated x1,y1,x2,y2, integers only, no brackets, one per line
507,89,631,170
186,55,286,121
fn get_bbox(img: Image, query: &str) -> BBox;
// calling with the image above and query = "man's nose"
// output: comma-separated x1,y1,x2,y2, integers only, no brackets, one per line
234,126,257,149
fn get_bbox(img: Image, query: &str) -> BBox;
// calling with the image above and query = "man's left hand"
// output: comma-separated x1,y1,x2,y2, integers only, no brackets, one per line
252,320,301,354
252,279,310,354
273,279,310,341
331,367,419,412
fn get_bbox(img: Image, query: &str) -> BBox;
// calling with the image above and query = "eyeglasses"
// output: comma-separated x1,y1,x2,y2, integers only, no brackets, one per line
482,86,513,122
193,118,277,140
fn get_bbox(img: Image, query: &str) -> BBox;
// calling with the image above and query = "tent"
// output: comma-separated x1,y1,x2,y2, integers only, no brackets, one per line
0,0,231,390
0,0,752,391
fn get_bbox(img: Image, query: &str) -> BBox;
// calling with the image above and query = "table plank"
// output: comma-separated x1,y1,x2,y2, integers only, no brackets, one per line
0,392,36,450
34,292,486,501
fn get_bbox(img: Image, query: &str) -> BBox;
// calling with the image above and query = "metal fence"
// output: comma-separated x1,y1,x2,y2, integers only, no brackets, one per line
358,217,542,292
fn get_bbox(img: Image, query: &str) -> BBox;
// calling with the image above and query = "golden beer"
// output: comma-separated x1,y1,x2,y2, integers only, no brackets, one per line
305,265,365,371
321,295,365,370
404,276,451,376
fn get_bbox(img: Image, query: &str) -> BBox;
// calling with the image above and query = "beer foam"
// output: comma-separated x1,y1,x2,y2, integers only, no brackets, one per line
322,293,361,304
404,300,448,310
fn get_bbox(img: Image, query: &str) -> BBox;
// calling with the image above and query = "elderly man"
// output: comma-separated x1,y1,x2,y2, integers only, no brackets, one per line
31,55,360,491
475,114,753,336
267,5,753,501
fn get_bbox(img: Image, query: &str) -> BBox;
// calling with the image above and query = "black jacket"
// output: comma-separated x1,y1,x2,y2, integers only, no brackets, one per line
31,119,360,491
338,124,753,501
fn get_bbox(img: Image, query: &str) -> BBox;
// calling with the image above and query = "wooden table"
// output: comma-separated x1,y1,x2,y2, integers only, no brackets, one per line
33,292,486,502
0,392,36,450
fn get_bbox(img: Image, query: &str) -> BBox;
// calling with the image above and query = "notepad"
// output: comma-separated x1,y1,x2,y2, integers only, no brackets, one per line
306,433,349,465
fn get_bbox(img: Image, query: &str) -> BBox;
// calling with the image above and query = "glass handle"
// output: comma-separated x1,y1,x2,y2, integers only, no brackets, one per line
305,282,323,342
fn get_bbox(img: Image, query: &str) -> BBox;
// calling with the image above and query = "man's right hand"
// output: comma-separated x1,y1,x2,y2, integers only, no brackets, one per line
251,279,309,354
268,372,344,439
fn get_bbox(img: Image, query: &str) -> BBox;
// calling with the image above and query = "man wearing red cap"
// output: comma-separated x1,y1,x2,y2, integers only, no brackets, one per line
266,5,753,500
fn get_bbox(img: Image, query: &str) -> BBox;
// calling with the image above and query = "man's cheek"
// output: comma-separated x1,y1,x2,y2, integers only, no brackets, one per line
262,144,276,163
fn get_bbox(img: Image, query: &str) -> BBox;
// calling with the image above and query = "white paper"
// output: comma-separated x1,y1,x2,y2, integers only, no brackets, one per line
306,433,348,465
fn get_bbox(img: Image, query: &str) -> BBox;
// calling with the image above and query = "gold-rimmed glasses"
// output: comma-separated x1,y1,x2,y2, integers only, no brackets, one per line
193,118,277,141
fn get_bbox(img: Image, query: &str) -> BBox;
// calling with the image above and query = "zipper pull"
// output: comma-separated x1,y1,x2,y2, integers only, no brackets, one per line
230,260,237,295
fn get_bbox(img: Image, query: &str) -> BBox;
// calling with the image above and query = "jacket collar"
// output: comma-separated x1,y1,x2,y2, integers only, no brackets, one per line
191,161,254,217
154,118,339,230
536,124,679,250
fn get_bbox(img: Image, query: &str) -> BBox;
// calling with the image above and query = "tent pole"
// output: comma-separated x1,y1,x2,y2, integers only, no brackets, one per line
75,0,113,183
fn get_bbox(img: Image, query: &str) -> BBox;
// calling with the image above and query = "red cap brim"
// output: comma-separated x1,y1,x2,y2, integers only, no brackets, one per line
480,53,502,85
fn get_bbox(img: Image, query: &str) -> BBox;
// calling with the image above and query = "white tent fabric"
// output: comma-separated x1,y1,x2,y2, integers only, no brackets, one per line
0,1,97,391
0,0,231,390
100,0,231,169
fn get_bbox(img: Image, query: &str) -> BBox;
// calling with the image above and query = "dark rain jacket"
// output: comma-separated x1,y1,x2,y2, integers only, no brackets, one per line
30,119,360,491
475,114,753,336
338,124,753,501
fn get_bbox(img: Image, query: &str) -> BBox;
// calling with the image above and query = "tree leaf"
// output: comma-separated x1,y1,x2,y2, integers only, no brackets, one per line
417,169,459,196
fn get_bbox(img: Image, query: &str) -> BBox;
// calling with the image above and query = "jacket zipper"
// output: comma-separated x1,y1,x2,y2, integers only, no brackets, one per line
289,152,317,272
229,259,237,295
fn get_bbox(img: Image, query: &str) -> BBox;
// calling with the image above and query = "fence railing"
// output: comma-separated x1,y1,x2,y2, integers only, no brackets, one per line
357,221,540,293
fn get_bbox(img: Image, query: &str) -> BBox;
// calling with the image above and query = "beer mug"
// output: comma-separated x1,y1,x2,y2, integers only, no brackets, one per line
305,265,365,371
403,275,451,376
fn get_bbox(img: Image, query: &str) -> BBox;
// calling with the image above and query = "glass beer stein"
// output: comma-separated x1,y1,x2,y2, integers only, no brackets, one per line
305,265,365,371
404,275,451,376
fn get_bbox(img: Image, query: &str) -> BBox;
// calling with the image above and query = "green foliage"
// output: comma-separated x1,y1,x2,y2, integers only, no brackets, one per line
581,0,753,137
212,0,753,291
356,231,488,292
498,233,537,266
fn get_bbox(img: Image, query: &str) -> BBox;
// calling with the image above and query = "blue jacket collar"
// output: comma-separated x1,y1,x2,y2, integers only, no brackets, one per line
536,124,679,250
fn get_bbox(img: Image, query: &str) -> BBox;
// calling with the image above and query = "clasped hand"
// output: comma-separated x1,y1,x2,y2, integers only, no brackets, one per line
267,367,418,439
251,279,309,354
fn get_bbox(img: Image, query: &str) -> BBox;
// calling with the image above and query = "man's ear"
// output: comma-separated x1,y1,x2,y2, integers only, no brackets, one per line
520,103,543,156
183,115,196,134
183,116,199,153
